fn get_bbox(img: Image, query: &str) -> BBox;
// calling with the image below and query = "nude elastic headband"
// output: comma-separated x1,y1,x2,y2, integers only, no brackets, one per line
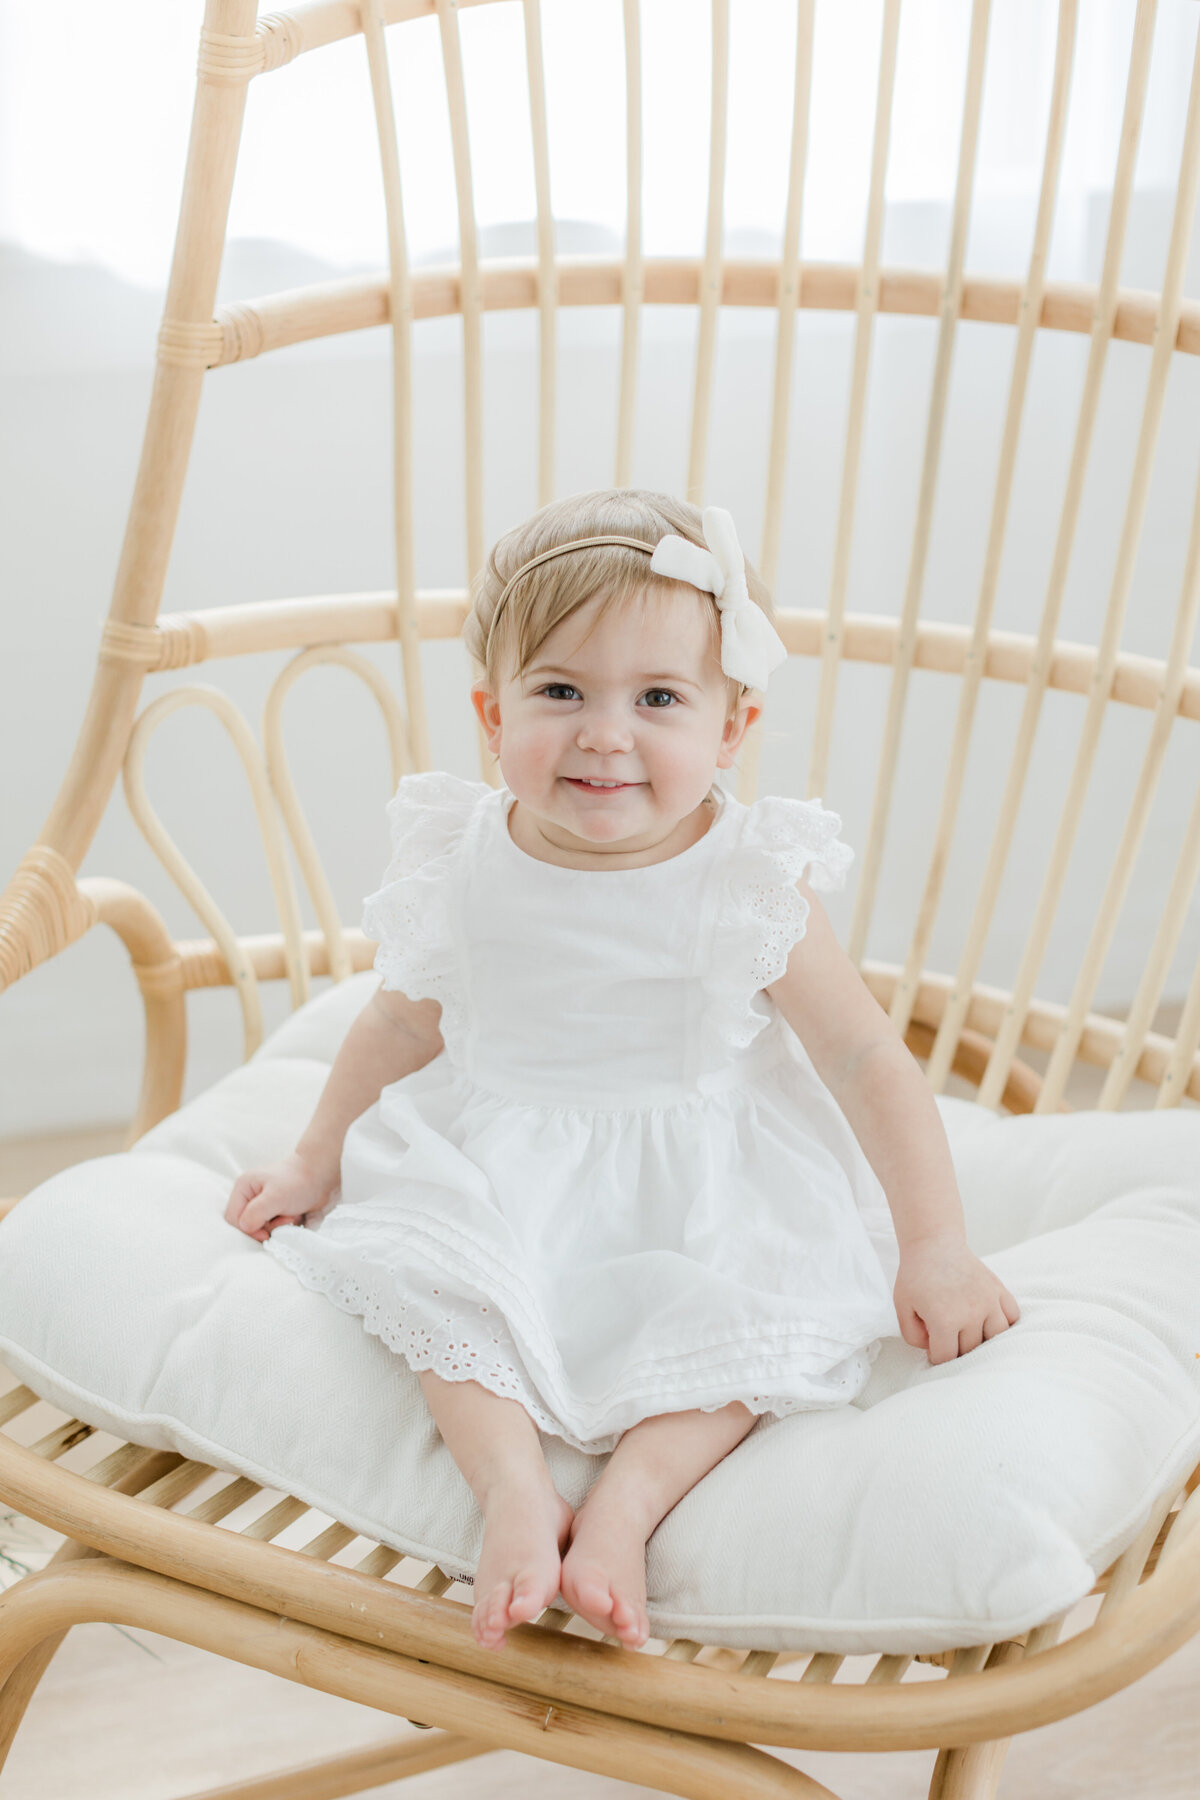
483,509,788,692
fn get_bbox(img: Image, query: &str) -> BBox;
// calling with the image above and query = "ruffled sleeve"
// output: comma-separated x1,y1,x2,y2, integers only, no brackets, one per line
360,770,490,1052
706,794,854,1055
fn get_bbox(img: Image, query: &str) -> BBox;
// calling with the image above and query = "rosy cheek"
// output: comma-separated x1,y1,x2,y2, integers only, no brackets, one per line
524,734,561,778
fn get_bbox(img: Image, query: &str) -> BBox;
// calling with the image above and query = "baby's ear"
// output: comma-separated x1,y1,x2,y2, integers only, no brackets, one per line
717,696,761,766
470,681,503,749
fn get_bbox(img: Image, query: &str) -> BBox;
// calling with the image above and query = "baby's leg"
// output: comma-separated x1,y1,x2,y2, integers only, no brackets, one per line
417,1372,574,1651
561,1402,756,1648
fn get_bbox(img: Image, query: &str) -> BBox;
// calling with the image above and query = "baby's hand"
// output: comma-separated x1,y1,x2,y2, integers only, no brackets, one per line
224,1152,332,1243
893,1233,1020,1365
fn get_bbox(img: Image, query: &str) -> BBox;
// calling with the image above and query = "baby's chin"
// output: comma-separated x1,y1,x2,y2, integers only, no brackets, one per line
528,782,716,849
551,779,655,837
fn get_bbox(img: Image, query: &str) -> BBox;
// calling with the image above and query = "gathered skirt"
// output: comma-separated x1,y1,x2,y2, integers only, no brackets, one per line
265,1051,901,1454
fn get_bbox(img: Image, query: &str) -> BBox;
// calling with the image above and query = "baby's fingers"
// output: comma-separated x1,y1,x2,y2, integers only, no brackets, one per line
980,1306,1014,1341
240,1192,303,1241
926,1321,962,1366
224,1172,265,1229
895,1303,929,1353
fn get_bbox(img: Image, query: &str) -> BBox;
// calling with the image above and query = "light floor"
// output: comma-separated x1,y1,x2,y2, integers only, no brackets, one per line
2,1120,1198,1797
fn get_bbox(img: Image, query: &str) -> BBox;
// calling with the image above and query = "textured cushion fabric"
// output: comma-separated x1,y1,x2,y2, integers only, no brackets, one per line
1,970,1198,1653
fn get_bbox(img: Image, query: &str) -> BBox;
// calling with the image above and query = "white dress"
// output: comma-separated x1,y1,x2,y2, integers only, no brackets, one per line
265,771,902,1454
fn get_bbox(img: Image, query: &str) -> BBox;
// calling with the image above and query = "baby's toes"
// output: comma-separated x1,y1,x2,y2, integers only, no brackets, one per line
508,1570,551,1626
562,1567,617,1634
610,1589,648,1647
473,1580,514,1648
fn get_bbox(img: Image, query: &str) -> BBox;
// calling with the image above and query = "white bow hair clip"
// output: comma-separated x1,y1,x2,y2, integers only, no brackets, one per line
649,507,788,693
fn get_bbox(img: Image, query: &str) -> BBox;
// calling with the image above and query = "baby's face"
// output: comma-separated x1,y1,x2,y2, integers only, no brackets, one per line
471,584,760,855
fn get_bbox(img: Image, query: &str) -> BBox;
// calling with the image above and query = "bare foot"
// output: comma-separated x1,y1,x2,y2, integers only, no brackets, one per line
471,1479,575,1650
559,1489,652,1649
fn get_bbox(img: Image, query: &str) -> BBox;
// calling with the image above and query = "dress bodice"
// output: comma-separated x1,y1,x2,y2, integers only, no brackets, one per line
361,772,854,1111
266,769,900,1455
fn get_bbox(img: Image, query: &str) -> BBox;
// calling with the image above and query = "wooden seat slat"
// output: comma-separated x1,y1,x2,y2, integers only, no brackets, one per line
27,1420,95,1460
800,1653,845,1683
136,1460,216,1510
0,1387,38,1428
866,1653,914,1685
82,1442,166,1488
740,1649,780,1678
184,1476,262,1526
299,1521,358,1560
238,1495,310,1541
414,1565,456,1597
353,1543,405,1579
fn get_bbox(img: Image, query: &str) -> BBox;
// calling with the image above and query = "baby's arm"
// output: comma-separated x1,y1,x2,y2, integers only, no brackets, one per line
224,986,444,1242
765,885,1020,1364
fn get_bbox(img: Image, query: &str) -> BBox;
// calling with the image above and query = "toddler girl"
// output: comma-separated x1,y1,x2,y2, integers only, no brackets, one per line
225,488,1020,1654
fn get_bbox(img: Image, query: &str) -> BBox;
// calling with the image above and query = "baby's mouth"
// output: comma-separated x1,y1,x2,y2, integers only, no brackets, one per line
564,777,641,793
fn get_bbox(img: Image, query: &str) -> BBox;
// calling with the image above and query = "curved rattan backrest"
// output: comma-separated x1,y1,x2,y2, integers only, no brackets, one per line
3,0,1200,1133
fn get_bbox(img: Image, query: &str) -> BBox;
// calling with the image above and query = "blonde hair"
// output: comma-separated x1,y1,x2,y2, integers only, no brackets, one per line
463,488,777,719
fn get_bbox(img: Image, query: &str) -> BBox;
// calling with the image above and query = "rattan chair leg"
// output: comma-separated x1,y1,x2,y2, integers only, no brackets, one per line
179,1730,491,1800
0,1560,840,1800
925,1642,1023,1800
0,1539,100,1776
0,1447,185,1773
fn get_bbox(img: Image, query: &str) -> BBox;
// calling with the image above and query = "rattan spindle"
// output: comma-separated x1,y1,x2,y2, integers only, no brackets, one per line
685,0,730,508
615,0,644,487
1042,442,1200,1111
758,0,815,595
436,0,485,582
977,12,1200,1111
848,0,993,967
925,0,1159,1093
732,0,816,808
888,0,1078,1042
807,0,901,805
361,0,431,774
522,0,557,509
1110,774,1200,1109
1155,929,1200,1106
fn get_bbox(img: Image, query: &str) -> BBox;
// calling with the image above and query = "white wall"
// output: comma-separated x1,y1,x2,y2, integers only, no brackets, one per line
4,198,1200,1135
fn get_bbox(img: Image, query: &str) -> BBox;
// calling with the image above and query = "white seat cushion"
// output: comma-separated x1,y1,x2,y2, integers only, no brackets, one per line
2,970,1198,1653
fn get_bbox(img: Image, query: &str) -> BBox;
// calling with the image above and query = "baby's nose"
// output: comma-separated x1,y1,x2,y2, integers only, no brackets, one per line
576,708,635,753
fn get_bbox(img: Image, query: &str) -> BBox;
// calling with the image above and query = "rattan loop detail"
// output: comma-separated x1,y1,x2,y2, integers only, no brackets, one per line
99,617,205,671
256,12,302,73
131,957,187,1001
99,621,162,669
157,319,224,370
0,847,96,991
178,941,242,991
218,301,266,365
197,28,264,85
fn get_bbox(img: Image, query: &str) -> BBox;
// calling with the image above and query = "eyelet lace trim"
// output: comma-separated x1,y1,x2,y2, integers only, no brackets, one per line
266,1218,877,1455
359,770,488,1059
710,795,854,1052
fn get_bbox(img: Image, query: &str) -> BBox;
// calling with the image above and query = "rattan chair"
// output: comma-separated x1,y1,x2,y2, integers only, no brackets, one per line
2,2,1200,1795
